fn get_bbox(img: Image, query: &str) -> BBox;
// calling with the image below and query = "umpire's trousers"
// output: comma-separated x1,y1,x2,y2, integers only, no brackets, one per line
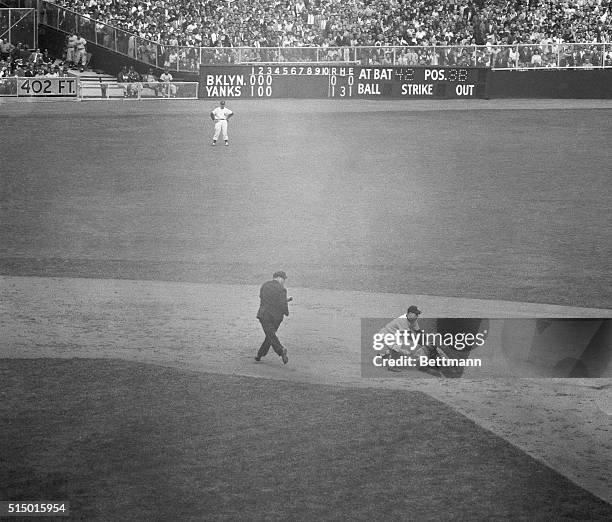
257,317,285,358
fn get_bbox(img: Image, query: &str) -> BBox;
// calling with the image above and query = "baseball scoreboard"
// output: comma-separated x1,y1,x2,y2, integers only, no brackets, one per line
199,65,489,99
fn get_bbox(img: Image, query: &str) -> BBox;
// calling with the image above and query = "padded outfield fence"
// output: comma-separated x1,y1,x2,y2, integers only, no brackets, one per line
33,1,612,74
0,76,199,99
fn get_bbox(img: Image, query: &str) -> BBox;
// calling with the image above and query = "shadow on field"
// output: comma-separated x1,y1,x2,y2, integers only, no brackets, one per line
1,358,611,521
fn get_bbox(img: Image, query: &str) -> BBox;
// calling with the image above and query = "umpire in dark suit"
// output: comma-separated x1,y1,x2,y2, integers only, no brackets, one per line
256,271,292,364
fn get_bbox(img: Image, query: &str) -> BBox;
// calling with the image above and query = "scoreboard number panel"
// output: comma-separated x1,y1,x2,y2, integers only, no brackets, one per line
200,66,488,99
331,67,484,99
250,74,329,98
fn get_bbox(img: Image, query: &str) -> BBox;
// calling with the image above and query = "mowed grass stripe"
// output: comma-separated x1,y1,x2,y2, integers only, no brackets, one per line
1,103,611,308
1,358,611,521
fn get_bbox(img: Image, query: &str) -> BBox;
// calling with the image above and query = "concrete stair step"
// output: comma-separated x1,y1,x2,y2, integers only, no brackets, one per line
80,84,126,98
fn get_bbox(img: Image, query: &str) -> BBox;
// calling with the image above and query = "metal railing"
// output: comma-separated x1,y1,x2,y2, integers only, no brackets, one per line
37,1,612,73
0,7,36,48
40,1,200,72
82,80,199,100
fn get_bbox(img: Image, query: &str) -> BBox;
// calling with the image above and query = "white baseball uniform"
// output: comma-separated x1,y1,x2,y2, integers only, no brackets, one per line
75,37,87,67
66,34,77,63
211,105,233,143
377,314,426,358
160,72,177,96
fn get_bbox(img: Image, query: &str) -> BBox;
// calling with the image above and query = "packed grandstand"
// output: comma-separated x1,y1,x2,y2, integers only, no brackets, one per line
1,0,611,77
46,0,611,49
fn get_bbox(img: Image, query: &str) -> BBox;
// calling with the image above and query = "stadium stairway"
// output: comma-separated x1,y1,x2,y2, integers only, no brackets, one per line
73,70,126,99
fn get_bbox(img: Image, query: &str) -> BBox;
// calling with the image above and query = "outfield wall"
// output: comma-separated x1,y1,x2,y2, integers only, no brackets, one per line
38,23,612,99
488,69,612,98
197,66,612,99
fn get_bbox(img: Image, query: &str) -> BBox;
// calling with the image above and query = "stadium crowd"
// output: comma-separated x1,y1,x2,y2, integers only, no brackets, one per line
114,65,178,97
0,43,69,93
46,0,611,50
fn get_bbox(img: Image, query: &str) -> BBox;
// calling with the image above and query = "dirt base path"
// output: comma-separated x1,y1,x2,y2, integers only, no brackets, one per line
2,275,611,504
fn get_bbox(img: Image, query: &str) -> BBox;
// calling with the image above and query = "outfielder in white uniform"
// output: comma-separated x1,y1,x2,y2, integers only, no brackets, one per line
210,100,233,146
66,34,77,66
75,35,87,71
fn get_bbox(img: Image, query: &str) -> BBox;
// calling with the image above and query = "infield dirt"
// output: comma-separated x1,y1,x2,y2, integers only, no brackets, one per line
2,275,611,506
1,99,611,514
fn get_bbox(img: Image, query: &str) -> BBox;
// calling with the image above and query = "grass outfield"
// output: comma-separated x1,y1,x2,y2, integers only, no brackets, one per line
1,101,611,308
1,358,611,521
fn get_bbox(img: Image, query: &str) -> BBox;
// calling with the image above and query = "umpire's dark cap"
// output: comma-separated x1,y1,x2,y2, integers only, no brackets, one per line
407,305,422,315
273,271,287,280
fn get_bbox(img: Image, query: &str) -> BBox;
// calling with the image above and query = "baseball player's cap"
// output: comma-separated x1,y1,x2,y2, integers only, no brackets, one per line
407,305,422,315
273,271,287,280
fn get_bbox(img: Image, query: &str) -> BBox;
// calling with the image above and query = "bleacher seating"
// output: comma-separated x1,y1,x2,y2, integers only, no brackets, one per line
47,0,611,50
